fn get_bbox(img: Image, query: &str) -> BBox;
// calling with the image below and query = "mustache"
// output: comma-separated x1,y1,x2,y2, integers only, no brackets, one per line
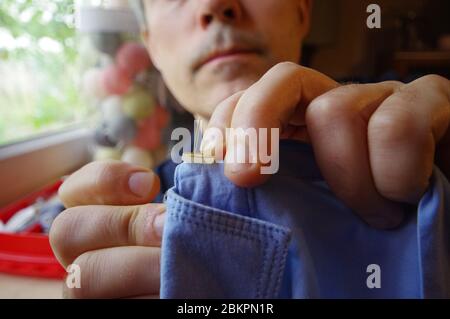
190,25,267,72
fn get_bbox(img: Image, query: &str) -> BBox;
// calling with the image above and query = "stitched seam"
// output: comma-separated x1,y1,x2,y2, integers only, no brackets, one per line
247,188,266,298
254,241,263,299
169,208,266,298
266,240,278,298
171,197,280,236
260,241,272,298
265,237,285,298
168,191,291,299
170,190,287,235
170,202,279,241
273,239,290,297
170,212,263,243
169,193,288,238
257,241,268,299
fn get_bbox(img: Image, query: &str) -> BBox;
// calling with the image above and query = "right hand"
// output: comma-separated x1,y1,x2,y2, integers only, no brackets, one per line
50,161,164,299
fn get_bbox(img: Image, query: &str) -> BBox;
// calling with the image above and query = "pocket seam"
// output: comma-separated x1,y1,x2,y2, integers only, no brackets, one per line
167,188,292,298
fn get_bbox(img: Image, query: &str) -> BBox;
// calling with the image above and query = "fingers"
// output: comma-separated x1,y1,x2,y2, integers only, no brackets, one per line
201,91,244,160
50,204,165,267
53,162,165,299
63,246,160,299
307,82,406,229
218,62,338,187
368,75,450,203
59,161,161,208
230,62,337,129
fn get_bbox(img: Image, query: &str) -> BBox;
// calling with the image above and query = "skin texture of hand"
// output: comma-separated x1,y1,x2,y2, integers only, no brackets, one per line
50,63,449,300
50,161,164,299
202,62,450,229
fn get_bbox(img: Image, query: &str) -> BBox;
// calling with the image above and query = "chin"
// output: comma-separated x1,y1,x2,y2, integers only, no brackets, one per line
183,61,271,119
206,67,263,100
200,78,257,116
200,58,267,83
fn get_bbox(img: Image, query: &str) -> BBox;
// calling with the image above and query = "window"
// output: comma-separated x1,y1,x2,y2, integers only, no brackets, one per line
0,0,90,146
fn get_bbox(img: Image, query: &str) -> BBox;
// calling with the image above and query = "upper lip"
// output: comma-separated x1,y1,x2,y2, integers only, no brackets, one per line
194,46,261,71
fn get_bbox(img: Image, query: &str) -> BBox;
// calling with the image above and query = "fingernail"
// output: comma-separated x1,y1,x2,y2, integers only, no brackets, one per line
154,213,165,238
128,171,154,198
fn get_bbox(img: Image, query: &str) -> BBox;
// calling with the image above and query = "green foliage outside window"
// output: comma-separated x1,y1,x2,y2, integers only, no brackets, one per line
0,0,90,145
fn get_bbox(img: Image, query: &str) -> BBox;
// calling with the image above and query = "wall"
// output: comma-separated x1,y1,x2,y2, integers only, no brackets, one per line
307,0,426,80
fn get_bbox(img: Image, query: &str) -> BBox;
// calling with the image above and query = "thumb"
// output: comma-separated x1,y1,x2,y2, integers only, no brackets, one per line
59,160,161,207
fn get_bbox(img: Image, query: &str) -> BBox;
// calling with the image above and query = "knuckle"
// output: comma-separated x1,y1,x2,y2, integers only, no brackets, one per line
307,95,334,123
369,107,420,147
420,74,449,88
307,90,355,127
273,61,299,72
267,62,304,85
369,107,433,204
134,204,165,245
402,74,449,100
122,204,165,246
394,85,419,104
126,205,142,245
271,62,304,87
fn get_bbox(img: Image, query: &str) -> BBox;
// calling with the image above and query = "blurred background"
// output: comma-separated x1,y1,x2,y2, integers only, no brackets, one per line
0,0,85,145
0,0,449,298
304,0,450,81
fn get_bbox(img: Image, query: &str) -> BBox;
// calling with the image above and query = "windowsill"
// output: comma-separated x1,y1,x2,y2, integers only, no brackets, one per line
0,125,94,207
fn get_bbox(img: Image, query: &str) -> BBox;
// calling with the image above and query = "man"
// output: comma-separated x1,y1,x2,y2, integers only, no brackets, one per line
50,0,450,298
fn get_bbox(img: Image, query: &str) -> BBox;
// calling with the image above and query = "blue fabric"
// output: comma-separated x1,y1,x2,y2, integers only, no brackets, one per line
160,141,450,298
154,159,177,203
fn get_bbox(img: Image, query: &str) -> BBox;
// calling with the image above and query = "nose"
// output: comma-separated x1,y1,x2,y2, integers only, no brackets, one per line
199,0,242,28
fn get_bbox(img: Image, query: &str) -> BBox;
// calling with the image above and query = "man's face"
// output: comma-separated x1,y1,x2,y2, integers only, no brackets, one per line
144,0,311,119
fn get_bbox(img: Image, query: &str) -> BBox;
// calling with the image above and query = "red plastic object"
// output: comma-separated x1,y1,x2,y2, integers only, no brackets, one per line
0,179,66,279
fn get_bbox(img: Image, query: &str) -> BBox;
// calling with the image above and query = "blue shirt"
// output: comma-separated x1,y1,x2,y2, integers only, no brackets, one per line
158,141,450,298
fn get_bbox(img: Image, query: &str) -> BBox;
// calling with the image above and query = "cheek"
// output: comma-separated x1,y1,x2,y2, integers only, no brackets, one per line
148,11,191,74
149,27,176,70
246,1,302,62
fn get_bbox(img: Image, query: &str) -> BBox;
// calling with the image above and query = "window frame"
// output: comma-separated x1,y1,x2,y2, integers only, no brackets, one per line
0,125,93,207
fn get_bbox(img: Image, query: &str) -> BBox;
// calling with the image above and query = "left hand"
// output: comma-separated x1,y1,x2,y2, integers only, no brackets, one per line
202,62,450,229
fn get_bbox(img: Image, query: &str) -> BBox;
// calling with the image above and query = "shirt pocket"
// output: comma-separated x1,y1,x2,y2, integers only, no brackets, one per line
160,188,292,299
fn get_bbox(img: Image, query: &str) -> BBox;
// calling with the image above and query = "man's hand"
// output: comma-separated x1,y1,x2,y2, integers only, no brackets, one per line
50,161,164,299
202,62,450,229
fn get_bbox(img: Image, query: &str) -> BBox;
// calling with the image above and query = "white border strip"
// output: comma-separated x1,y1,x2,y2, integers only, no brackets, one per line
76,7,140,33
